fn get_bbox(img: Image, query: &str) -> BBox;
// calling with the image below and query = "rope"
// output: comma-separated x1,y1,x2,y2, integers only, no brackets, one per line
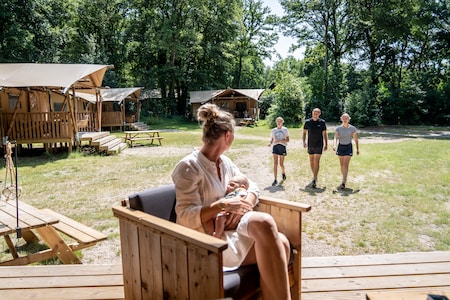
3,141,21,201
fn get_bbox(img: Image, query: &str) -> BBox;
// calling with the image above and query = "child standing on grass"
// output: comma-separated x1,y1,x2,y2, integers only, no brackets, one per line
333,113,359,189
268,117,290,186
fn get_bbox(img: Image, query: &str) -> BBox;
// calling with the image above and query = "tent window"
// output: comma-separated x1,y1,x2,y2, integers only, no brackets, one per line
53,102,67,112
8,94,21,109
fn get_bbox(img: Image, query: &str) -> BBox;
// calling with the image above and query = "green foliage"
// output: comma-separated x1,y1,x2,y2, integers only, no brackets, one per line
0,0,449,127
344,85,381,127
266,73,305,127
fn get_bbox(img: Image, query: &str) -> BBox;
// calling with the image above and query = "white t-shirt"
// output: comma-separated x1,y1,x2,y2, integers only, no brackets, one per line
270,126,289,146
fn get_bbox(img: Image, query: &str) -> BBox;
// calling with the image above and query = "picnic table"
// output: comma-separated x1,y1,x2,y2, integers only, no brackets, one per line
0,199,106,266
124,130,163,147
239,118,255,126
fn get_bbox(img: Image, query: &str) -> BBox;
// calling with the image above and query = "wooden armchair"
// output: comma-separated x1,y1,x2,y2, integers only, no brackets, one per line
112,185,311,300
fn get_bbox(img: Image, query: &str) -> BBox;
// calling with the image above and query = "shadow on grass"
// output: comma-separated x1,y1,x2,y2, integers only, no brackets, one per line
332,187,361,196
263,179,286,193
2,240,65,265
299,186,327,195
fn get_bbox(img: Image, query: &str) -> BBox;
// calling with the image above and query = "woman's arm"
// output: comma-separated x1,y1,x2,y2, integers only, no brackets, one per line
323,130,328,150
353,131,359,155
333,131,339,151
268,130,274,146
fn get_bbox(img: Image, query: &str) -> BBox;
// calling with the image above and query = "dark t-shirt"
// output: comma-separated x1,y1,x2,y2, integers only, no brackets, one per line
304,118,327,148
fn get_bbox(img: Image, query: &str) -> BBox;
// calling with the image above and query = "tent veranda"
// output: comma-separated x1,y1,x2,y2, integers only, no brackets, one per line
73,87,143,130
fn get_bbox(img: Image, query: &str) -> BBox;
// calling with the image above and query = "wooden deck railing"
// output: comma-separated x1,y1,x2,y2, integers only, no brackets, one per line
2,112,74,144
75,112,96,132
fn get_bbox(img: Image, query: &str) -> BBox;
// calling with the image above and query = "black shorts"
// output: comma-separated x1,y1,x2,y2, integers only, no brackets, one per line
336,143,353,156
308,146,323,155
272,144,287,156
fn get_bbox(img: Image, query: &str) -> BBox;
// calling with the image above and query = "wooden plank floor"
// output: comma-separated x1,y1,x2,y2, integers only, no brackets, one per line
0,251,448,299
301,251,450,300
0,264,124,300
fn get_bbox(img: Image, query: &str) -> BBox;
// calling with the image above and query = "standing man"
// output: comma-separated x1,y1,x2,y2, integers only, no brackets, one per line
303,108,328,188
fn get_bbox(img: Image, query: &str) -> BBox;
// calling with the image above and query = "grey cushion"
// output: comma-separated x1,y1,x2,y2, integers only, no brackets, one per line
128,184,177,222
224,265,260,298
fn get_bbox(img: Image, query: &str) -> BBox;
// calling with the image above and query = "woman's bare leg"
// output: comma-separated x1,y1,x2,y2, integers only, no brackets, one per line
279,155,285,176
243,213,291,300
273,154,279,180
339,156,352,184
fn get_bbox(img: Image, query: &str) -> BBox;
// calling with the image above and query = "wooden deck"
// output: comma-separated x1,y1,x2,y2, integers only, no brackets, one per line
301,251,450,300
0,251,448,299
0,264,124,300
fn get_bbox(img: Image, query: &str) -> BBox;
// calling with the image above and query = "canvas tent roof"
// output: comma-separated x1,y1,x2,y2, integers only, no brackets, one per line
73,87,142,104
189,88,265,104
0,63,111,93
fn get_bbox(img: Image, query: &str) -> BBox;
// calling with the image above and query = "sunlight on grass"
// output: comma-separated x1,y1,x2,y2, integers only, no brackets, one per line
0,124,448,263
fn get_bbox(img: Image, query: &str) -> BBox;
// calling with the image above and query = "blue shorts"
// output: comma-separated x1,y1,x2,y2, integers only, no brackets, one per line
272,144,287,156
336,143,353,156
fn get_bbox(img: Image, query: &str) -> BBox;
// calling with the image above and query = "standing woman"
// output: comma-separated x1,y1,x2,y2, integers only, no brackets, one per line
333,113,359,189
172,104,292,299
268,117,290,186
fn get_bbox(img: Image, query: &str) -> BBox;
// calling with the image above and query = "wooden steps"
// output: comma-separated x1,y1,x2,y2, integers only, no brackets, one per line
127,121,150,131
77,132,127,155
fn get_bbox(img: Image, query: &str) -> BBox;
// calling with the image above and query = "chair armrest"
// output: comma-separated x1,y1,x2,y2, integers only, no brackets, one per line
256,196,311,300
113,206,228,299
256,195,311,247
113,205,227,252
258,195,312,212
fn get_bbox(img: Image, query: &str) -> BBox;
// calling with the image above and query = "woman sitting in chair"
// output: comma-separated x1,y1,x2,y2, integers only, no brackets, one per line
172,103,291,300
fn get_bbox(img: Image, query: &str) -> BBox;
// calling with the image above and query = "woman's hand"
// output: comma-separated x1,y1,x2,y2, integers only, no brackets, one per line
221,196,254,230
223,195,253,215
224,213,241,230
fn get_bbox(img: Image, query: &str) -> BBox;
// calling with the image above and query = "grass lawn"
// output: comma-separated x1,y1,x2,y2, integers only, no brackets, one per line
0,121,449,263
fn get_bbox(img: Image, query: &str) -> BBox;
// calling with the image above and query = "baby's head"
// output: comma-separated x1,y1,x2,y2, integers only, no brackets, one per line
226,175,249,194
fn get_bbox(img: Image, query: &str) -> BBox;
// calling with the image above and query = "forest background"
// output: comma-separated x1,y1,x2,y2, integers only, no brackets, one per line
1,0,449,127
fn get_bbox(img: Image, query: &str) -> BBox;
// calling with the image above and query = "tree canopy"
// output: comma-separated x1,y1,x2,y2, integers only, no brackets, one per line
1,0,448,126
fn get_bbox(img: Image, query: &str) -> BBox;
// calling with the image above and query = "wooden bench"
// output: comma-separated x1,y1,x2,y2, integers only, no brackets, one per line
41,209,107,252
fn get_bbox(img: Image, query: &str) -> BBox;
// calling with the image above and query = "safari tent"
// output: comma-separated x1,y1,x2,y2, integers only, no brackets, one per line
0,63,111,152
73,87,142,131
188,88,265,122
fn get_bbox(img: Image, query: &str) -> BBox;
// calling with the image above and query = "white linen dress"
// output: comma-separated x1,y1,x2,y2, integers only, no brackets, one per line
171,149,259,268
